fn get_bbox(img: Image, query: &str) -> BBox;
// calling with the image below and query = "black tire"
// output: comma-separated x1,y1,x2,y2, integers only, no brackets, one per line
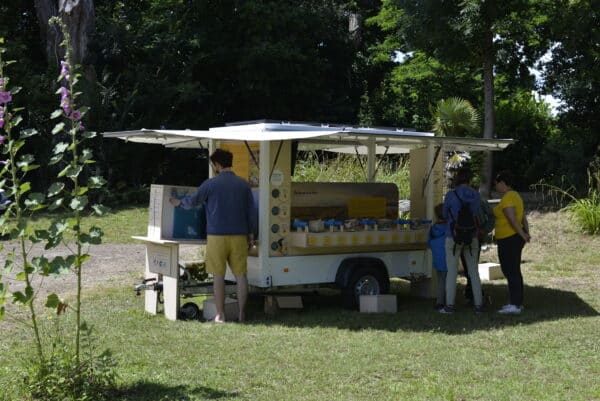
179,302,201,320
342,266,389,309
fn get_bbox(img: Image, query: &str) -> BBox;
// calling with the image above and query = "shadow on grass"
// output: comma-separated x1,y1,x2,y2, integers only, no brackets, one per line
111,380,239,400
245,282,599,335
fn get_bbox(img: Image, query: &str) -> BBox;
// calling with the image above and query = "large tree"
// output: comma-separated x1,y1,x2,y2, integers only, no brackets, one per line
369,0,551,193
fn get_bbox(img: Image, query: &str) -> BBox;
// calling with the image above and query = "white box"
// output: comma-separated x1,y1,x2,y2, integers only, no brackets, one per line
202,297,239,321
359,295,397,313
478,262,503,281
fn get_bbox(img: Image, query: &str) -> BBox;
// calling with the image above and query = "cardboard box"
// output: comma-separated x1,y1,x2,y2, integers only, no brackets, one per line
478,262,503,281
359,295,397,313
203,297,239,321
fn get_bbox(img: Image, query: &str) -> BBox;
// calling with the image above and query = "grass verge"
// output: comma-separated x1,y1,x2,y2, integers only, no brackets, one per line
0,210,598,401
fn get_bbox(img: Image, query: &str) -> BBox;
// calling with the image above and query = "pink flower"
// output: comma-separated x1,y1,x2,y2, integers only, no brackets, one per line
0,78,4,89
60,86,69,100
79,124,85,131
0,136,4,143
0,91,11,104
60,61,70,81
0,119,4,129
71,109,82,121
61,100,71,115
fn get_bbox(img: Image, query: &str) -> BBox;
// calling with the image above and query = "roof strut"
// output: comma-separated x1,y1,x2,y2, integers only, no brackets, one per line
244,140,259,168
422,145,442,198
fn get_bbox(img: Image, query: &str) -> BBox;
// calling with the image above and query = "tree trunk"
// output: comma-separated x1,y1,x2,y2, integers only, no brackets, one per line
34,0,95,66
59,0,95,65
481,25,496,197
34,0,61,64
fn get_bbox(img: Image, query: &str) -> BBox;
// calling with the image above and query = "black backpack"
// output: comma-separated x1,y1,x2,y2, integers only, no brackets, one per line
450,190,478,250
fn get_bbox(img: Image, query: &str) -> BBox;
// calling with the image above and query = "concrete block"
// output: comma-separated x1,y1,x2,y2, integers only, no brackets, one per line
276,296,303,309
359,294,397,313
478,262,503,281
203,297,239,321
263,295,304,314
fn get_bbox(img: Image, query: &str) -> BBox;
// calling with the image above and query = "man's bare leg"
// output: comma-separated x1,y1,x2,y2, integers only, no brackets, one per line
235,274,248,322
212,274,226,323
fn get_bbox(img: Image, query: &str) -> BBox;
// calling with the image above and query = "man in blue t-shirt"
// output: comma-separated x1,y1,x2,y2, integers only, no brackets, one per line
170,149,256,322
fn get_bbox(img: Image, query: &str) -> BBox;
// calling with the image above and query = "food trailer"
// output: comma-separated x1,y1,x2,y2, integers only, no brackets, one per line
103,121,512,320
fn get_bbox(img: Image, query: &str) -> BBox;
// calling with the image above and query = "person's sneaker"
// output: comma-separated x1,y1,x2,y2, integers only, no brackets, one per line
439,305,456,314
473,305,485,314
498,304,522,314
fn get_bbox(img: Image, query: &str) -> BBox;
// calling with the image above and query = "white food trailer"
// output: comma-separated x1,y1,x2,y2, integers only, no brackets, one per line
103,121,512,320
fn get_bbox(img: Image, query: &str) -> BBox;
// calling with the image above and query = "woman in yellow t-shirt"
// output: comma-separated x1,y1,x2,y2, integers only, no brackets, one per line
493,170,530,315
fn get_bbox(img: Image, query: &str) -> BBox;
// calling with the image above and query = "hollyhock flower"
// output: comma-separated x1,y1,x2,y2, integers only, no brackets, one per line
0,119,4,129
0,78,4,89
79,124,85,131
60,86,69,100
0,135,4,143
0,91,11,104
71,109,82,121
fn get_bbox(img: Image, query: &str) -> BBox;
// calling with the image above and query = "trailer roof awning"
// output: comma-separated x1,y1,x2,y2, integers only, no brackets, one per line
102,122,514,153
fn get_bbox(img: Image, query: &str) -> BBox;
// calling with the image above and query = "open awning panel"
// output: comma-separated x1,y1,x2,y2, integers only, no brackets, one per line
102,122,514,154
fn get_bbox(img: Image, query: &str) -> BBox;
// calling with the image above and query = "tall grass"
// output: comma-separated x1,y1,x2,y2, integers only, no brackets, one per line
293,152,410,198
534,160,600,235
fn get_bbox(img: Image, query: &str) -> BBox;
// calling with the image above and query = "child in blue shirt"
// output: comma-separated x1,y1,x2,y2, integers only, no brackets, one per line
428,203,447,311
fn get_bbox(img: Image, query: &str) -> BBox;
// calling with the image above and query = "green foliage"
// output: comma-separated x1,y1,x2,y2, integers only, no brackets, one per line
564,192,600,235
1,27,116,399
533,159,600,235
292,152,410,198
24,323,117,401
431,97,480,137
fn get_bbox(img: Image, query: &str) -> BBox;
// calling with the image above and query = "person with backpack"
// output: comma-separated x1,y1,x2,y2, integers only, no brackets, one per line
493,170,530,315
440,168,484,314
428,203,448,311
461,190,495,305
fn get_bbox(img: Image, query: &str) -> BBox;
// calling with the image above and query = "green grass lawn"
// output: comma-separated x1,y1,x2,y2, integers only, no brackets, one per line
1,209,599,401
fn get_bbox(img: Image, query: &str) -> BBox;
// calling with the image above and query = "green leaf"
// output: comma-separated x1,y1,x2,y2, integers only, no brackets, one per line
53,142,69,154
48,197,64,211
13,286,34,304
16,272,27,281
31,256,49,273
52,122,66,135
19,128,38,139
46,293,60,308
50,109,64,119
92,204,110,216
81,131,97,139
47,182,65,197
22,164,40,172
74,186,88,196
88,176,107,188
12,115,23,127
62,164,83,179
49,256,73,274
49,154,63,165
81,148,93,162
70,195,88,211
24,192,45,209
19,182,31,194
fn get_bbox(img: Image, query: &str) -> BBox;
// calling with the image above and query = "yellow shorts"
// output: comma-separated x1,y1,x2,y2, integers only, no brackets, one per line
205,235,248,276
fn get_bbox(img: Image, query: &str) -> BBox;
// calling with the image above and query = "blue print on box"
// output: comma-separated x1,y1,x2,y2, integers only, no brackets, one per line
172,200,207,240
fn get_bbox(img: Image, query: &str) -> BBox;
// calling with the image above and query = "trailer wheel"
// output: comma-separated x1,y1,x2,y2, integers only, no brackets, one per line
342,266,389,309
179,302,201,320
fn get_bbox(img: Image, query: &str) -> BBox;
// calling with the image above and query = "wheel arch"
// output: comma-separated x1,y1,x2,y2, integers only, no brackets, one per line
335,257,389,289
